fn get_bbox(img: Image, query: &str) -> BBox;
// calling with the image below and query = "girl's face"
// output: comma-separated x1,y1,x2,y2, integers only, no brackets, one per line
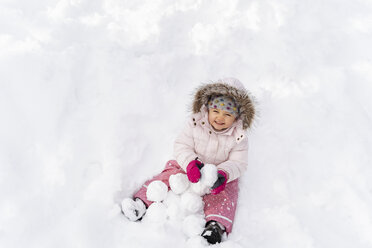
208,108,236,131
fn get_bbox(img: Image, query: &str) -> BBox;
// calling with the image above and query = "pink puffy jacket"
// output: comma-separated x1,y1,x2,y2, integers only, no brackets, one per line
173,78,256,182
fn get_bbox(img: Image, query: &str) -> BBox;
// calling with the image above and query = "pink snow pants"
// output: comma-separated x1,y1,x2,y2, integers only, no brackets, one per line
133,160,239,234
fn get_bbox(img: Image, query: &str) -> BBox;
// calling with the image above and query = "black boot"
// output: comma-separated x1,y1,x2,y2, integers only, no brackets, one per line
201,220,225,244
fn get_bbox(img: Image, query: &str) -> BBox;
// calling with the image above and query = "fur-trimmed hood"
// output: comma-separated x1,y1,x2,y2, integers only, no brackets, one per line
192,78,256,130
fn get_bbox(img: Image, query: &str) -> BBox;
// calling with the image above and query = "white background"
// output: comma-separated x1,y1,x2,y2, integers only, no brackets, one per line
1,0,372,247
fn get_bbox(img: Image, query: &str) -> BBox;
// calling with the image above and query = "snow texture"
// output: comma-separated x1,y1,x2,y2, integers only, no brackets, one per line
169,173,189,194
164,192,186,221
180,191,204,214
143,202,168,223
199,164,219,188
2,0,372,247
189,164,218,195
146,181,168,202
186,235,209,247
182,214,206,237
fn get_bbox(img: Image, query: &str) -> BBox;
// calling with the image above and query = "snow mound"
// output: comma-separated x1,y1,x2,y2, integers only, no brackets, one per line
144,202,167,223
182,214,206,237
181,191,204,214
186,235,209,247
163,191,187,220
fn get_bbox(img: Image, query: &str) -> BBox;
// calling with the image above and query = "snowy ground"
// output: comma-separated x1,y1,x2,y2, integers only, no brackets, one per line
1,0,372,247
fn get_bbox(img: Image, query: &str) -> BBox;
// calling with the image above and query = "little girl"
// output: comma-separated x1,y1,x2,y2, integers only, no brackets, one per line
121,77,256,244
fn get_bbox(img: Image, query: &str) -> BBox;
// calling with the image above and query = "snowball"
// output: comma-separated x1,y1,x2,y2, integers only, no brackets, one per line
146,180,168,202
189,181,211,196
186,235,209,247
168,201,190,221
163,190,181,207
188,164,218,196
169,173,190,194
181,191,204,214
166,202,181,220
144,202,167,222
200,164,218,188
182,214,206,237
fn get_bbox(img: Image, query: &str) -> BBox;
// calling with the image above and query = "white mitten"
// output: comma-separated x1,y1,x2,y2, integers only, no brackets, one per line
121,198,146,221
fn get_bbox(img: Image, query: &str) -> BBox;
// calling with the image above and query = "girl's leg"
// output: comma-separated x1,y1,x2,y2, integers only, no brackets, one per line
133,160,185,207
202,179,239,234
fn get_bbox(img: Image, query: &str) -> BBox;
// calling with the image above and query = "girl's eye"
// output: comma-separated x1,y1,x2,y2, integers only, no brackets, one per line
213,110,219,113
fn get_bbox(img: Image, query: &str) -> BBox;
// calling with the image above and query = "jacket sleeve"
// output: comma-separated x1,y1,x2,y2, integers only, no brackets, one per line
217,137,249,182
173,119,198,172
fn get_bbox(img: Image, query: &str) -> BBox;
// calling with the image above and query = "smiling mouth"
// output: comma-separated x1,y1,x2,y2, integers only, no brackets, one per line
215,121,225,125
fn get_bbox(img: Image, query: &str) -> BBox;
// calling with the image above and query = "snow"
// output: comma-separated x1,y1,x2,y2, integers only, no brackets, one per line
146,180,168,202
169,173,189,194
188,164,218,196
1,0,372,247
121,198,146,221
164,191,186,221
180,191,204,214
186,235,209,247
182,214,206,237
199,164,219,188
137,168,214,240
143,202,168,223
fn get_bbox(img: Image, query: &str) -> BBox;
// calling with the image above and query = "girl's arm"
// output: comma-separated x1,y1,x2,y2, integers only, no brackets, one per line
173,119,198,172
217,137,249,182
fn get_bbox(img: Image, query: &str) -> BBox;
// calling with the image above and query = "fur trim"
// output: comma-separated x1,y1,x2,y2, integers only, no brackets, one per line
192,82,255,130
